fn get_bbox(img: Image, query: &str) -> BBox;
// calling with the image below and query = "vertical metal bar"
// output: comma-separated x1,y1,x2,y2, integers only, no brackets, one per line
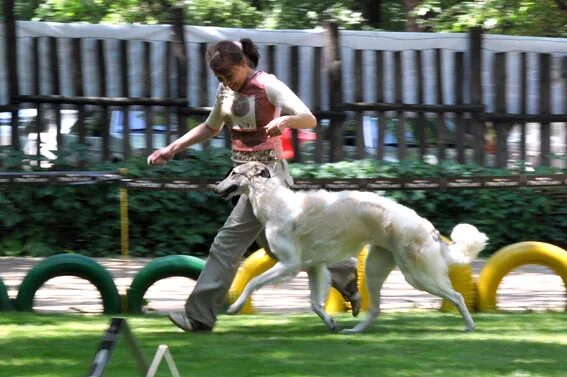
97,39,109,161
354,49,365,159
469,27,484,166
120,39,130,160
324,22,344,162
71,38,86,161
494,52,508,168
32,37,43,164
539,53,551,167
49,37,62,150
290,45,301,162
4,0,20,149
143,41,153,156
375,50,385,161
415,49,426,160
394,51,406,161
171,7,188,157
454,51,465,164
312,47,323,163
435,48,446,161
519,52,528,164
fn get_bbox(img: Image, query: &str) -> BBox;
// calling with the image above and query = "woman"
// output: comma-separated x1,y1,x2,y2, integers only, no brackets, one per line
148,38,359,332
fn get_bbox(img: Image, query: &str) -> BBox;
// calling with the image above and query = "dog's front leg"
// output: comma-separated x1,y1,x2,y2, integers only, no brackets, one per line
306,265,336,332
227,261,301,314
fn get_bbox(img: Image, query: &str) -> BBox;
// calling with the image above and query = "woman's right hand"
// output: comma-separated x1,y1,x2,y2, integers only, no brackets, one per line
147,146,175,165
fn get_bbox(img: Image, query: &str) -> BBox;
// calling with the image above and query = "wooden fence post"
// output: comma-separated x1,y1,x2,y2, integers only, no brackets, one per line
539,53,551,167
289,45,301,162
324,22,344,162
493,52,508,168
468,27,484,166
3,0,20,149
171,6,188,158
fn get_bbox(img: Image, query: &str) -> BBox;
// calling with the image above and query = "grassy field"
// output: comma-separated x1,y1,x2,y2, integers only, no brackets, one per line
0,311,566,377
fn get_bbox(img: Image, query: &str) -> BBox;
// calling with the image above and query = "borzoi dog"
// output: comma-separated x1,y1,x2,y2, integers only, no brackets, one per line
215,162,488,333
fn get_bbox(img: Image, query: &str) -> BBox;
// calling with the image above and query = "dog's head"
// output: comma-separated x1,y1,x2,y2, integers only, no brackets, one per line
214,162,272,200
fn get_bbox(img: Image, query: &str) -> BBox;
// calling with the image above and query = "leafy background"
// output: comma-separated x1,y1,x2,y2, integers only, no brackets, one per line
0,146,564,258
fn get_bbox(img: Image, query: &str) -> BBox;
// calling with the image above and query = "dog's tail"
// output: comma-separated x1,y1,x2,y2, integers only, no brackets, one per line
445,224,489,265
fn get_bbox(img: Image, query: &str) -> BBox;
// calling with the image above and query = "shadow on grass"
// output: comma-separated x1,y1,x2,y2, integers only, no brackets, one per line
0,312,565,377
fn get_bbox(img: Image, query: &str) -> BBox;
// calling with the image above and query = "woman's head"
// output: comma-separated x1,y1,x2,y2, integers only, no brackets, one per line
207,39,260,91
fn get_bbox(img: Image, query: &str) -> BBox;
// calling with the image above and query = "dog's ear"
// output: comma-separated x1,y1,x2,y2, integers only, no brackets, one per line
259,165,271,178
223,166,234,179
248,163,271,179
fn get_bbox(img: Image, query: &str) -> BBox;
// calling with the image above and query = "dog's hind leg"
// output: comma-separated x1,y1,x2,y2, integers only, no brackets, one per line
227,261,301,314
306,264,336,332
341,246,395,334
415,275,475,332
402,246,475,332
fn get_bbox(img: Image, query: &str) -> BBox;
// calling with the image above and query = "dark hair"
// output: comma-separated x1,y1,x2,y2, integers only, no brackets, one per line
207,38,260,75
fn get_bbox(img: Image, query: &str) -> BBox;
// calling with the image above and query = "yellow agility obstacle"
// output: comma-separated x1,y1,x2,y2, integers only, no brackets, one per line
476,241,567,312
228,248,361,314
228,249,276,314
230,239,479,315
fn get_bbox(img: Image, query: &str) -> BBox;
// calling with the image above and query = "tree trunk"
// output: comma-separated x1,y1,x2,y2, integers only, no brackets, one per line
403,0,422,32
359,0,382,29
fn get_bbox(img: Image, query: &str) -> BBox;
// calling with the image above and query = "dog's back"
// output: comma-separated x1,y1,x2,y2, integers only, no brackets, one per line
289,190,433,266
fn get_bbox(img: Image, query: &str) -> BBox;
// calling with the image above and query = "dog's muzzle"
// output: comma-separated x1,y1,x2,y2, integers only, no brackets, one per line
214,184,239,199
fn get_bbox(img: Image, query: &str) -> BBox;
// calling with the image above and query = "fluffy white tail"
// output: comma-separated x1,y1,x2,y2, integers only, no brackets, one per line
446,224,489,265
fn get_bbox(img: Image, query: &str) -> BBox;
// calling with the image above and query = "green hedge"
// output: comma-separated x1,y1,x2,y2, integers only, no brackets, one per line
0,147,233,257
289,160,566,255
0,147,564,257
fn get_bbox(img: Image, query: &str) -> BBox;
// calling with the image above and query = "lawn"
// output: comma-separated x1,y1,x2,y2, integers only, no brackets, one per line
0,311,565,377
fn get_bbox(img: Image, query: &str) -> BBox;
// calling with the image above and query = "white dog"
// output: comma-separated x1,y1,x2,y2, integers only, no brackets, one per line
215,162,488,333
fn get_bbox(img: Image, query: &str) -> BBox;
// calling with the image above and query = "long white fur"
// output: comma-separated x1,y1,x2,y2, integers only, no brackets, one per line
216,162,489,333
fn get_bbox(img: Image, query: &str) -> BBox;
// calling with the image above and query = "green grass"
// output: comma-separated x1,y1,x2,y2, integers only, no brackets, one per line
0,311,566,377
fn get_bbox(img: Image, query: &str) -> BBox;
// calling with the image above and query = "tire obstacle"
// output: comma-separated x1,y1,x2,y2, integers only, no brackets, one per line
231,240,567,314
126,255,205,313
326,236,478,314
476,241,567,312
231,246,478,315
228,248,363,314
8,241,565,315
15,254,121,314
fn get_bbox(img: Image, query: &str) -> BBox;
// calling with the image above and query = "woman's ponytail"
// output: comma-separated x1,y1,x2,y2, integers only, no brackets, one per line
240,38,260,69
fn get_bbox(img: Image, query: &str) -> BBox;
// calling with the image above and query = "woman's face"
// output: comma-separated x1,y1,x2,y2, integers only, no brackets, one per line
213,60,250,91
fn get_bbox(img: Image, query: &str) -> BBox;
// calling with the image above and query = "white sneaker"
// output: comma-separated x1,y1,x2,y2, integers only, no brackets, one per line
168,312,194,332
168,312,212,332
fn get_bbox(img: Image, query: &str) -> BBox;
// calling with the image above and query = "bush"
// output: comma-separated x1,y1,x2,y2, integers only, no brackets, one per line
290,159,566,255
0,148,564,257
0,147,233,257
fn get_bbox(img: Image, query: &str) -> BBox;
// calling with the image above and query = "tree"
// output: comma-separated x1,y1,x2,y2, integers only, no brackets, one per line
413,0,567,37
4,0,567,37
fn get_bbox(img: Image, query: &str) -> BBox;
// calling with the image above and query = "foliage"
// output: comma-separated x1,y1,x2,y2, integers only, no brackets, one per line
290,159,566,254
258,0,366,30
5,0,567,37
0,147,233,258
184,0,263,28
0,149,564,257
1,312,567,376
414,0,567,37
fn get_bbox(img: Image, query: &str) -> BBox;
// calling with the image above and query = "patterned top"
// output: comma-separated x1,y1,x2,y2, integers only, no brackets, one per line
205,71,311,163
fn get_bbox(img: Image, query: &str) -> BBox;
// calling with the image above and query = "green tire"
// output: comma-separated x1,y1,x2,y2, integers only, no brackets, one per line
0,278,11,311
15,254,121,314
127,255,205,313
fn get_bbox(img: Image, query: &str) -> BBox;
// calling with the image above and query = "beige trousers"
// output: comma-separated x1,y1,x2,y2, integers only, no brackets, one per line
185,160,357,327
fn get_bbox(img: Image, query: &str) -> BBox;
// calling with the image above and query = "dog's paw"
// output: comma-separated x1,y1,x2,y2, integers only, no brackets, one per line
340,327,363,335
226,303,241,314
327,317,337,332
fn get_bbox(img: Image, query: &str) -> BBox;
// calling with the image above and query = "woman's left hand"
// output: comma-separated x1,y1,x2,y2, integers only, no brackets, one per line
265,116,289,138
